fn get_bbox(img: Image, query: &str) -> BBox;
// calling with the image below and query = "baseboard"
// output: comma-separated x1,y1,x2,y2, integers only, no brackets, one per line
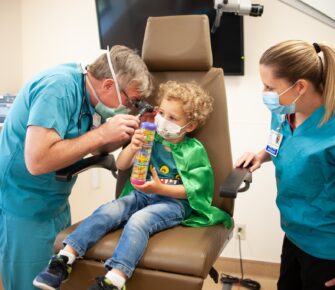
214,257,280,279
0,258,279,290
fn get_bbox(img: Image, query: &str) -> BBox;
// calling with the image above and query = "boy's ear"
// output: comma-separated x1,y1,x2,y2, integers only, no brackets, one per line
185,121,198,133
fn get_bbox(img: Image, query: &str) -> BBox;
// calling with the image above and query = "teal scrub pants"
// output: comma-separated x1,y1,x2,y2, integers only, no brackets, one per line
0,206,70,290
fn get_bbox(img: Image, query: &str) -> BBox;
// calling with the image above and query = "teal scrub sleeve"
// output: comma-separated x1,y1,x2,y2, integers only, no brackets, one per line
27,75,77,139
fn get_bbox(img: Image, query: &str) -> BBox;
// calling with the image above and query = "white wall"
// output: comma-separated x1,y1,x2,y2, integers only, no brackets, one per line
0,0,22,94
21,0,101,81
5,0,335,263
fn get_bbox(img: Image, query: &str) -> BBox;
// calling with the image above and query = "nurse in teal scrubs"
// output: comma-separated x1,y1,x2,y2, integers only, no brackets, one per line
236,41,335,290
0,45,152,290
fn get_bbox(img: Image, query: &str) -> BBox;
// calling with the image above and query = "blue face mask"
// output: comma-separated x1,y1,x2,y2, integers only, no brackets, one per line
262,82,301,115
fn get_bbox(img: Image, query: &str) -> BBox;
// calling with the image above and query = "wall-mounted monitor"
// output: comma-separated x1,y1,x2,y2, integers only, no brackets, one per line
95,0,244,75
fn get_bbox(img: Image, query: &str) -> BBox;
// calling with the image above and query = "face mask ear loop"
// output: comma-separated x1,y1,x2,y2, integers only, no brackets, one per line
291,81,303,105
292,93,302,105
278,81,298,97
106,46,123,107
182,121,192,129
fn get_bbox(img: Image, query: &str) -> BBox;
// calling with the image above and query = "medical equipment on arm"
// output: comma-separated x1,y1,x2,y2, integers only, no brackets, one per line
134,100,155,117
212,0,263,32
130,122,156,185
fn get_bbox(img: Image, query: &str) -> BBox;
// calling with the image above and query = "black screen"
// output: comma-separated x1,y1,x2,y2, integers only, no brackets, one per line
95,0,244,75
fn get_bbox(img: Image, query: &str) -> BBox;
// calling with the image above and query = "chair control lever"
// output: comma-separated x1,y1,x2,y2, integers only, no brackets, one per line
220,167,252,198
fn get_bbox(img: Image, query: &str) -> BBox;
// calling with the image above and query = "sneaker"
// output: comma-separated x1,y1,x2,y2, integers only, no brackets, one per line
88,277,126,290
33,255,72,290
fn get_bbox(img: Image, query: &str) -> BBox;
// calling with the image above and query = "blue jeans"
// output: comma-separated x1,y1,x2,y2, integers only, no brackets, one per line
64,190,191,278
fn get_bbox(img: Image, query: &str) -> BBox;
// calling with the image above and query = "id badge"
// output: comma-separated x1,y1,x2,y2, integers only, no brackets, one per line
92,113,102,129
265,129,283,157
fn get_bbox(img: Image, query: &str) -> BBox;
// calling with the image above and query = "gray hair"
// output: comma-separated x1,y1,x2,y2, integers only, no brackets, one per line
89,45,153,98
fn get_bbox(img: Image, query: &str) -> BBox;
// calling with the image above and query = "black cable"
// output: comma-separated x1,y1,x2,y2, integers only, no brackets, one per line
220,230,261,290
238,233,244,279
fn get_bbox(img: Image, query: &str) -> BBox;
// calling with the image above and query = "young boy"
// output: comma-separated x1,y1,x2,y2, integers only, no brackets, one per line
33,80,232,290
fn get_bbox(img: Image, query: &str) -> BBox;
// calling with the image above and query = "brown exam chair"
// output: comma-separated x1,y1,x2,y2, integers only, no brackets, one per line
55,15,251,290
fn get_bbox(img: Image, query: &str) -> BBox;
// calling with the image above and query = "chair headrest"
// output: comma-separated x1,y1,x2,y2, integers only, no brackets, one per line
142,15,213,71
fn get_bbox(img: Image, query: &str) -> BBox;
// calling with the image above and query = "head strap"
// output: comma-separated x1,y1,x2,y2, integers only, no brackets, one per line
313,42,321,54
106,46,123,106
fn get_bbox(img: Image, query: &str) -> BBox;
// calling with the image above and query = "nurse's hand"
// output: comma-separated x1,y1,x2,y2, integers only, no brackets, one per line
100,114,140,144
235,152,262,172
325,278,335,287
235,149,271,172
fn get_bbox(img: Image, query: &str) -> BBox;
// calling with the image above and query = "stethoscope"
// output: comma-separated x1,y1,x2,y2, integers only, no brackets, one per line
77,73,92,134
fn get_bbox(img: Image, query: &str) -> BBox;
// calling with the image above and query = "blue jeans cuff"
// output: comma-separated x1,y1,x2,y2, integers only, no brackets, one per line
105,259,134,278
63,238,86,257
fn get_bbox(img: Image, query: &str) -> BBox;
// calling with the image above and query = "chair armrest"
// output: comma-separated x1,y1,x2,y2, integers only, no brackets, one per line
220,167,252,199
55,154,117,182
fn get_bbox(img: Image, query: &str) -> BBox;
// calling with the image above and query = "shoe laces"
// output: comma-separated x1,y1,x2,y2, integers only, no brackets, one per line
93,277,119,290
48,255,70,278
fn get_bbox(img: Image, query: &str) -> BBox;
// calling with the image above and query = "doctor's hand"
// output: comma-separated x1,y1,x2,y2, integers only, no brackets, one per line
132,167,163,194
325,277,335,287
99,114,140,144
235,152,262,172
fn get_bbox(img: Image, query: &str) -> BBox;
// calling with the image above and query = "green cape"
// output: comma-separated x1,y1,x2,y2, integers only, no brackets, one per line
120,134,232,228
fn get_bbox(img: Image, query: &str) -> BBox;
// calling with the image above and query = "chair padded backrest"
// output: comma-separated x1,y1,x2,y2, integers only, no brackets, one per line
116,15,235,216
142,15,212,71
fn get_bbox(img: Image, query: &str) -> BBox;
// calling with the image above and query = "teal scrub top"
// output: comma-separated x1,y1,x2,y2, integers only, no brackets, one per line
271,106,335,259
0,63,94,220
147,140,183,185
147,140,189,209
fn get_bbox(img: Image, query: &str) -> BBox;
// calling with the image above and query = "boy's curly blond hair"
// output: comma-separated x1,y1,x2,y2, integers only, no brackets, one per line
157,81,213,126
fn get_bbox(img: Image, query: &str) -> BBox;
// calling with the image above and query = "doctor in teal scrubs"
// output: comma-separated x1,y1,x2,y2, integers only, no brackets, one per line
0,45,152,290
236,40,335,290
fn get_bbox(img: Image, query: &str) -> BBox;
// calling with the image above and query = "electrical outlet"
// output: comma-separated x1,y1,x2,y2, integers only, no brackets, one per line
235,224,246,240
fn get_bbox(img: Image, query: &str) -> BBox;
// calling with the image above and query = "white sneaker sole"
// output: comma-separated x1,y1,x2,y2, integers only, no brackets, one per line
32,278,57,290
